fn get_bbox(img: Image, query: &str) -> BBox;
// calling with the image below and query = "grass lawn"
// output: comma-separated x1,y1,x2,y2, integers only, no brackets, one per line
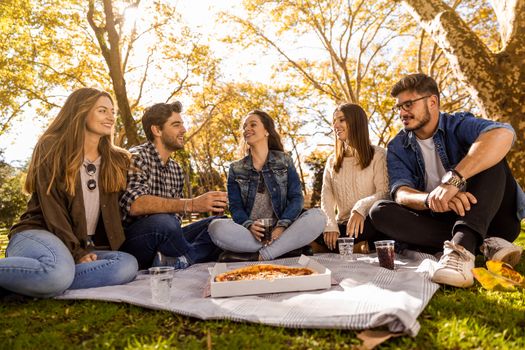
1,226,524,349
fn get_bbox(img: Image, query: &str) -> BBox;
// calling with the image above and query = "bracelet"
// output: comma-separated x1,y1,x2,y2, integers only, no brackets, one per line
424,193,430,209
183,199,188,216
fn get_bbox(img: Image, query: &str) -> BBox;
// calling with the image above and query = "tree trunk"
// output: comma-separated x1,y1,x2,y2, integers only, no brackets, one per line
87,0,140,147
400,0,525,187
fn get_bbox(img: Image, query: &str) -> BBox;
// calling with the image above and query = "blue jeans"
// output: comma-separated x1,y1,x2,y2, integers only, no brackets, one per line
0,230,138,298
121,214,222,269
208,208,326,260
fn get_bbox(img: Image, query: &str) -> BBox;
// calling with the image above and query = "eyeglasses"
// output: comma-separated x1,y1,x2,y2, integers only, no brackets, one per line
85,163,97,191
392,95,432,113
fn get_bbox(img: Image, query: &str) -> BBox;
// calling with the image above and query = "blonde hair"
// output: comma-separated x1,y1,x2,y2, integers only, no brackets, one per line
25,88,130,196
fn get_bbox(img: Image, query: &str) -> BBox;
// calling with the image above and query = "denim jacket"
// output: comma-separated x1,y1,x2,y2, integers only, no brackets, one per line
387,111,525,220
227,150,304,229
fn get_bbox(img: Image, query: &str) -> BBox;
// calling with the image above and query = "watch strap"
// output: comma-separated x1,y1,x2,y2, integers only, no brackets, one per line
443,170,466,188
451,169,466,182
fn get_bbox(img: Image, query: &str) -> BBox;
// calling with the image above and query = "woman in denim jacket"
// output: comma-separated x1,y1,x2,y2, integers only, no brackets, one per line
209,110,326,261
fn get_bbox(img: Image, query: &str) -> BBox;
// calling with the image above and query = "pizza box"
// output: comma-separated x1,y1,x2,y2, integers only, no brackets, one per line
209,255,331,298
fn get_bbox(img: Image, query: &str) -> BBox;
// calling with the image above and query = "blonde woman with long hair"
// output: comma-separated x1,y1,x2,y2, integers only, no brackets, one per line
0,88,138,298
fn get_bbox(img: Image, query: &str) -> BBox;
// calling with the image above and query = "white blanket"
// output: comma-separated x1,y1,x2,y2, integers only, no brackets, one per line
57,251,439,336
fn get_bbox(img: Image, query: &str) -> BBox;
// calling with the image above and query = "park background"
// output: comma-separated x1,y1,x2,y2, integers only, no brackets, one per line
1,0,524,228
0,1,524,348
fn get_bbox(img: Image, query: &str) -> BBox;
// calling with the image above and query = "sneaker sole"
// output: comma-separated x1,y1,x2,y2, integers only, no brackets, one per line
491,247,523,267
431,274,474,288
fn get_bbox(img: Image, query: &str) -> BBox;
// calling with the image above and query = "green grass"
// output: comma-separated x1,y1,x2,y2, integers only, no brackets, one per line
1,227,525,349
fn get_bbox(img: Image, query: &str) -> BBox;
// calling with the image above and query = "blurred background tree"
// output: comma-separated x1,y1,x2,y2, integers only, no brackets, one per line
0,151,28,229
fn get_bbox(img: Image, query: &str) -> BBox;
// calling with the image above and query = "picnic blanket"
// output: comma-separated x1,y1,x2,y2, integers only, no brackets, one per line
56,251,439,336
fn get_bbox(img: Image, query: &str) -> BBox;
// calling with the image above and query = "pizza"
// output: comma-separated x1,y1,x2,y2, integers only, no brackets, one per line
214,264,316,282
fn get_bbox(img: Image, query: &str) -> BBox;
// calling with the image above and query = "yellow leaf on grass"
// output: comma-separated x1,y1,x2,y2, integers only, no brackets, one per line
471,267,519,291
486,260,525,285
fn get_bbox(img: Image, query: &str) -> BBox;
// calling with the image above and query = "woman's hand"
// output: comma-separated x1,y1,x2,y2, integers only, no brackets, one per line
271,226,285,242
249,222,265,242
323,231,339,250
79,253,97,263
347,211,365,238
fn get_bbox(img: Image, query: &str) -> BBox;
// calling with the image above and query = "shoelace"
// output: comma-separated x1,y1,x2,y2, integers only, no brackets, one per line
440,241,470,271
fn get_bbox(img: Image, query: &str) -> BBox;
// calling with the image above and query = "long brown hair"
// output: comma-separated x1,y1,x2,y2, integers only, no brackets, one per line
239,109,284,156
25,88,130,196
333,103,374,172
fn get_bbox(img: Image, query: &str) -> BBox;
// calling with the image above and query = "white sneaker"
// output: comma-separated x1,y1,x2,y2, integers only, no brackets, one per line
480,237,523,267
431,241,475,288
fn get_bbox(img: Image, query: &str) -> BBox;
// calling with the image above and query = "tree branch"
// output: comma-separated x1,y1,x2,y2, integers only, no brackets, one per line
491,0,525,55
130,49,153,110
401,0,498,107
231,15,338,100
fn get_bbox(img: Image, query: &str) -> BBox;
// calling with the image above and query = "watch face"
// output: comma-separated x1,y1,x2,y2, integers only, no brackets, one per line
442,171,463,187
442,172,453,184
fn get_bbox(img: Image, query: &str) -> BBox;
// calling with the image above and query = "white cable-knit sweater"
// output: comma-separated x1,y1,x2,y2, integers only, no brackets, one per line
321,145,389,233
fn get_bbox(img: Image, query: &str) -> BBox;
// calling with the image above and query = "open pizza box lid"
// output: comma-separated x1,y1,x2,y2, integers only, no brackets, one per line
210,255,331,298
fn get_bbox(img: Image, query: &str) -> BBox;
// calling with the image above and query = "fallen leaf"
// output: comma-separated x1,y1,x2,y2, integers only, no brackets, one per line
486,260,525,285
471,267,519,291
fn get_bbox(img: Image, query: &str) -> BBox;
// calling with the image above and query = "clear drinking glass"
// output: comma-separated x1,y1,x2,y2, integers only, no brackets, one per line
148,266,175,304
337,237,355,261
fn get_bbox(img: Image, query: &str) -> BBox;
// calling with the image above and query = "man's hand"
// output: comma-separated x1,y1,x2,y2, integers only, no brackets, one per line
192,191,228,213
249,222,265,242
323,231,339,250
79,253,97,263
428,184,477,215
447,192,477,216
427,184,460,212
346,211,364,238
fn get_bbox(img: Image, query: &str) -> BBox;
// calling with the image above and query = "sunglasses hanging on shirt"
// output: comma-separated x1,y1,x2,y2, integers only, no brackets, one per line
85,163,97,191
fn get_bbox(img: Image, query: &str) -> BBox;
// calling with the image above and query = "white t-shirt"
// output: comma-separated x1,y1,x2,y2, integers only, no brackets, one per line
416,136,446,192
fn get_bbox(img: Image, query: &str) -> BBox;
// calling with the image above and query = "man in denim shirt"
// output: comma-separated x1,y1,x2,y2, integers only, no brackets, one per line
370,73,524,288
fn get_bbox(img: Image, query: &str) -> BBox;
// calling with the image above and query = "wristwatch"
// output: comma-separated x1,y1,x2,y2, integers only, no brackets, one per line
441,169,466,189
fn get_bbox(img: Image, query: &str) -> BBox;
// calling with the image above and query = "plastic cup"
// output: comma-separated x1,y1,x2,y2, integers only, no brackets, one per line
257,218,275,245
374,240,396,270
148,266,175,304
337,237,355,261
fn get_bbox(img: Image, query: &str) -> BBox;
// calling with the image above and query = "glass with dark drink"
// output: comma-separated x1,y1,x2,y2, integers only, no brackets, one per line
258,218,275,245
374,240,396,270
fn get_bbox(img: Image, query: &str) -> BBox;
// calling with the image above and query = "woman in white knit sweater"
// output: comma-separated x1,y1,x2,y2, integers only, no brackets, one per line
318,103,389,252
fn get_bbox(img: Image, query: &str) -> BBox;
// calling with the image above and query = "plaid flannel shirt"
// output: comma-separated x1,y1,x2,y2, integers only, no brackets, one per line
119,141,185,224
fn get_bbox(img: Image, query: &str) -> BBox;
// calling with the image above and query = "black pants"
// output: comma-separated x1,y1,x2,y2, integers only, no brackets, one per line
314,215,389,251
369,160,521,254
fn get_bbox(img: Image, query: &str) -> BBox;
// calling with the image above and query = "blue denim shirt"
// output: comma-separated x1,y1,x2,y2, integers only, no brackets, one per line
387,111,525,220
227,150,304,229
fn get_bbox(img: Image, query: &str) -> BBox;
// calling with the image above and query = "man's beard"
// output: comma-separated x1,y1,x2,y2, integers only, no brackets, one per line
404,105,431,132
161,133,184,152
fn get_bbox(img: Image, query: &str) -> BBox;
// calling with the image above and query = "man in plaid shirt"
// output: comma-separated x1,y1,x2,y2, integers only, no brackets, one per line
119,101,228,269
